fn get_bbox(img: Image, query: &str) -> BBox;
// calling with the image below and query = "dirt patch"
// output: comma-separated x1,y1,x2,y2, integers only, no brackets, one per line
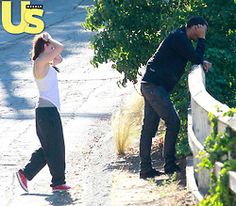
110,137,197,206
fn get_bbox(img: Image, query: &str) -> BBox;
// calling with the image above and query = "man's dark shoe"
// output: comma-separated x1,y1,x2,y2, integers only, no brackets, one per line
164,164,181,174
140,169,163,179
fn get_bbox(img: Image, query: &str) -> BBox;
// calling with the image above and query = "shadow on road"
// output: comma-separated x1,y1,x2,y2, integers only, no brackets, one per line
105,141,187,186
45,191,75,206
22,191,75,206
106,144,164,174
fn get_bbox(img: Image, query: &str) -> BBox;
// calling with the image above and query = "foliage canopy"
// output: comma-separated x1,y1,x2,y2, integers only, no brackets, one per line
84,0,236,107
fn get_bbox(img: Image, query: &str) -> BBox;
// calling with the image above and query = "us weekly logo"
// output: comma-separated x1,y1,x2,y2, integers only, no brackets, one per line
1,0,45,34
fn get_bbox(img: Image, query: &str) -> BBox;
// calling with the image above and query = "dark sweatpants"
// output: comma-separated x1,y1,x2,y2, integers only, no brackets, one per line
140,83,180,172
23,107,66,187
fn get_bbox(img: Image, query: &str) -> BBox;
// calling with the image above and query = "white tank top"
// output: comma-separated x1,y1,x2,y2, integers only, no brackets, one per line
34,66,60,110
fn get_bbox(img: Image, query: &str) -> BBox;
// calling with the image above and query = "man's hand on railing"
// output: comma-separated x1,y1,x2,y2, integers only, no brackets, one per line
203,60,212,72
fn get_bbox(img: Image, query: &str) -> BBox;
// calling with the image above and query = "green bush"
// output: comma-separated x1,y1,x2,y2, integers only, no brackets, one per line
198,113,236,206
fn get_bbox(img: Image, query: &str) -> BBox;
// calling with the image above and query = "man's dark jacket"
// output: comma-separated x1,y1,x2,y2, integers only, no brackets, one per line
142,26,205,92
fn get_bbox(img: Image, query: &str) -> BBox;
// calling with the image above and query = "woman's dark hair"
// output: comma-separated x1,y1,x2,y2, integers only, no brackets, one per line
31,34,48,61
31,34,60,72
187,16,208,28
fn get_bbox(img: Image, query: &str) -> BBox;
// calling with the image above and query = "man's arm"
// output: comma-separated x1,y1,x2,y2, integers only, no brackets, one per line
171,33,205,65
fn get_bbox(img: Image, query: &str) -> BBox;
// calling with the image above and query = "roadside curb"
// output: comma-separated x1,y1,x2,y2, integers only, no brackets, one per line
186,156,204,203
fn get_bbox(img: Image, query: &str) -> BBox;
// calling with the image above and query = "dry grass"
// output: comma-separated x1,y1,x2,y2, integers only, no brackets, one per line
112,92,144,155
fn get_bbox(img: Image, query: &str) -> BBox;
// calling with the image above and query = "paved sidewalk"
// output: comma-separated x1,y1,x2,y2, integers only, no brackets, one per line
0,1,134,205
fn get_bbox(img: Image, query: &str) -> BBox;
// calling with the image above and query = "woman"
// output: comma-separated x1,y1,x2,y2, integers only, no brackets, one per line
16,32,70,192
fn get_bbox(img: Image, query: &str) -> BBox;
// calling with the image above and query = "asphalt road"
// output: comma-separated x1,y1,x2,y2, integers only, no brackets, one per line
0,1,133,205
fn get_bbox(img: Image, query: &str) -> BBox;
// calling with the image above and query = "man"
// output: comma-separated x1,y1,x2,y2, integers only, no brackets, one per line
139,16,212,179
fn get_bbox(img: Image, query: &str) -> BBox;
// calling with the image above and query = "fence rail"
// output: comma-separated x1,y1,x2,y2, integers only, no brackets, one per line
187,65,236,199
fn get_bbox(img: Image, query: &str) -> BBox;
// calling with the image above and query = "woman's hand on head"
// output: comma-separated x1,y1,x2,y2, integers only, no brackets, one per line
42,32,52,42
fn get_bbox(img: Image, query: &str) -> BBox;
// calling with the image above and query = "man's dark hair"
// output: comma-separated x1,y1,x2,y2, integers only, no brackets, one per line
186,16,208,28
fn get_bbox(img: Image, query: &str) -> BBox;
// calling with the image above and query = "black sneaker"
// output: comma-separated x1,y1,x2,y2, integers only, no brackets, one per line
164,164,181,174
140,169,163,179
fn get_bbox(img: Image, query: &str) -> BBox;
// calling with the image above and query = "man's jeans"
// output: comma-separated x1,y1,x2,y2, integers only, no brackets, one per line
140,83,180,172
